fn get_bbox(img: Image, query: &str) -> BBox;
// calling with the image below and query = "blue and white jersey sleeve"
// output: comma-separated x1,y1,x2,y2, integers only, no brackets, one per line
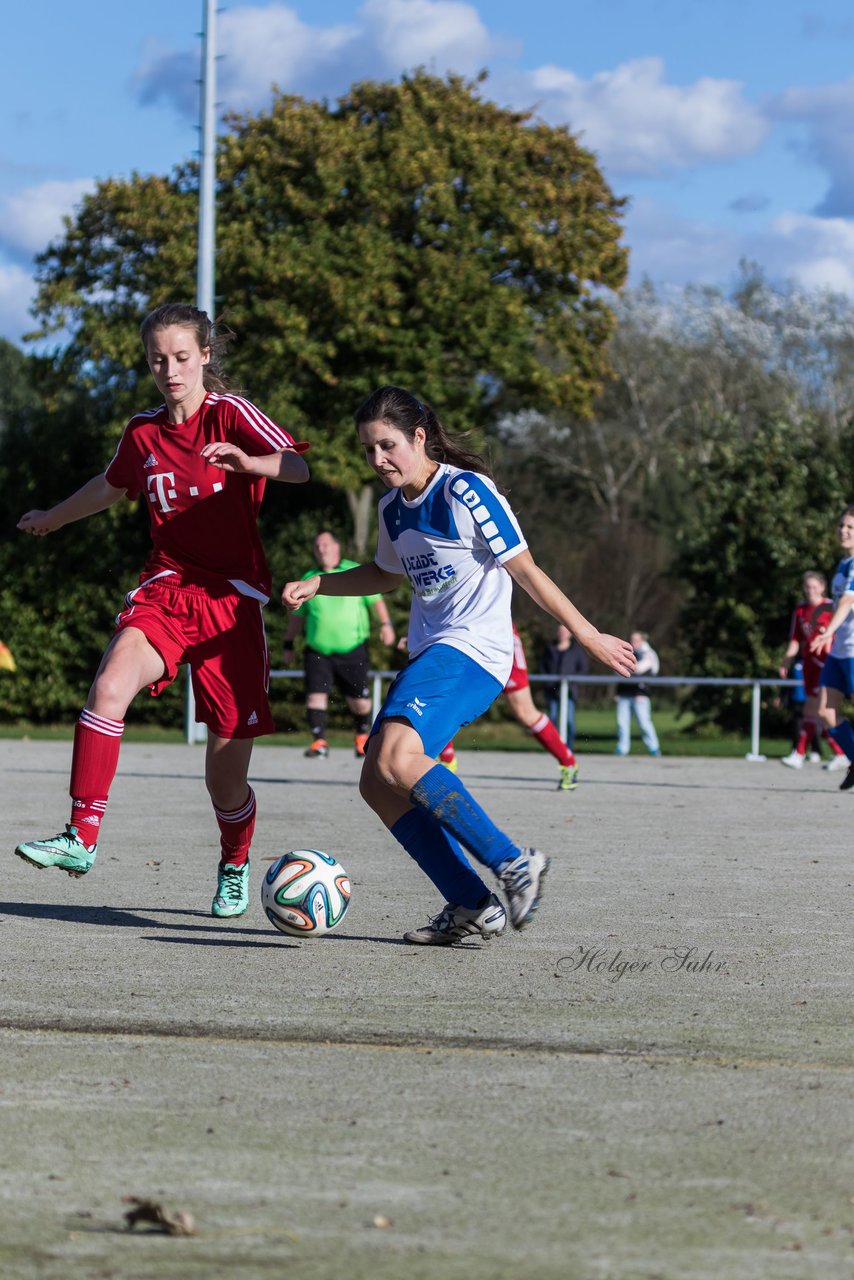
372,464,527,684
830,556,854,657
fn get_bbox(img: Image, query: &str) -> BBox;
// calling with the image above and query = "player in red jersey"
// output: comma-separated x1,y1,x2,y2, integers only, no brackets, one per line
14,303,310,916
438,625,580,790
778,570,846,771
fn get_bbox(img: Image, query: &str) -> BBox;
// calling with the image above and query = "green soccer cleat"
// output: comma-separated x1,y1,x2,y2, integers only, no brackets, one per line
558,764,579,792
15,825,97,878
212,861,250,917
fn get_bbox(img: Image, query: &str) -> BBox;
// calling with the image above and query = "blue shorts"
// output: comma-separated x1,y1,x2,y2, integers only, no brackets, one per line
819,654,854,697
371,643,503,758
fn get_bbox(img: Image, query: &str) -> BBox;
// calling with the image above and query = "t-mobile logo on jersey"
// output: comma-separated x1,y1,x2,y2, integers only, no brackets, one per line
147,471,178,512
146,471,224,513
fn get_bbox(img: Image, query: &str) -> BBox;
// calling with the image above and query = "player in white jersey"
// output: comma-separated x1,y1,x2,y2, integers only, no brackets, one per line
282,385,635,945
810,505,854,791
14,303,310,915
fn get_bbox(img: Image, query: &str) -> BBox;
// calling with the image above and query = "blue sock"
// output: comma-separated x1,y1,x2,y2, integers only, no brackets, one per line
390,809,489,909
409,764,519,873
830,721,854,761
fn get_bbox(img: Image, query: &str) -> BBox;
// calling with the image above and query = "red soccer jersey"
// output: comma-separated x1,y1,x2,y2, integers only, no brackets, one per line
789,598,833,693
789,599,833,654
105,393,308,596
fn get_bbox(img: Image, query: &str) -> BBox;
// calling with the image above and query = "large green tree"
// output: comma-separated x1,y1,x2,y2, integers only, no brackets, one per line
31,71,626,546
2,70,626,724
674,418,854,727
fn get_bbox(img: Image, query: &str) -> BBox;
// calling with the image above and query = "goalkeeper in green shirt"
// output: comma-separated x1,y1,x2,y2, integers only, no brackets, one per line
282,530,396,757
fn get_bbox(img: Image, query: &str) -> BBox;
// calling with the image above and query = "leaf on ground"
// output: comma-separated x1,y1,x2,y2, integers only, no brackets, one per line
122,1196,197,1236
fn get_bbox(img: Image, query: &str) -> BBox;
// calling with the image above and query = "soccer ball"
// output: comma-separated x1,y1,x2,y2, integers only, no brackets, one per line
261,849,351,938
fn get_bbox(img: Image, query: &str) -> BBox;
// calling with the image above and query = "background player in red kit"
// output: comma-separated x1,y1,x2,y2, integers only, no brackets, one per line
437,624,580,790
779,570,846,771
14,303,310,917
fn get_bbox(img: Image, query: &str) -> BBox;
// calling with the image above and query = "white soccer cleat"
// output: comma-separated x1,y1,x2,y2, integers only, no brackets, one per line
403,894,506,945
498,847,550,930
780,751,805,770
822,755,849,772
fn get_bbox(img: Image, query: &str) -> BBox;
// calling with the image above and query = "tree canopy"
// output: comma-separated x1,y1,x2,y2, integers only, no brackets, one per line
1,70,628,725
32,71,627,496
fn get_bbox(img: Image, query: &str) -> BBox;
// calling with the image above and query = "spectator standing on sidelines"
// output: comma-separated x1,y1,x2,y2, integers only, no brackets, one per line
615,631,661,756
779,570,847,770
811,506,854,791
540,622,588,750
282,530,396,758
14,302,310,919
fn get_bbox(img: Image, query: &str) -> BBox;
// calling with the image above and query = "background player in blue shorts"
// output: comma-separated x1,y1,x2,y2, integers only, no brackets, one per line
282,385,635,945
810,505,854,791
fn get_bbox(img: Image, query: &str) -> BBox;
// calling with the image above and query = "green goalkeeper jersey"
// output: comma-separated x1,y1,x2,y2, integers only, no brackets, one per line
296,560,381,655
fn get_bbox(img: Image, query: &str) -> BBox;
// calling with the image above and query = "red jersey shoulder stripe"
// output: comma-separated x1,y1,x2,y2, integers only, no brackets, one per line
209,393,309,453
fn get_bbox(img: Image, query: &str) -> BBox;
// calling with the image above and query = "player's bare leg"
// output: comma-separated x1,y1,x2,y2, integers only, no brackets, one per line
15,628,165,876
504,685,579,790
206,734,255,918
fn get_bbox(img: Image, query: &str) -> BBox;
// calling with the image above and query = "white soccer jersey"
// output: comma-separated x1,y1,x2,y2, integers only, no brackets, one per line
373,463,527,684
830,555,854,657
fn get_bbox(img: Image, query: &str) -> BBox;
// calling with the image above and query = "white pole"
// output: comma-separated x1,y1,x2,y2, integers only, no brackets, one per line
184,0,217,747
186,0,217,745
197,0,217,322
745,681,766,762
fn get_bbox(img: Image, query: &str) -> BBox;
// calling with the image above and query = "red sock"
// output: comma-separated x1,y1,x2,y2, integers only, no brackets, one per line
823,728,845,756
795,722,814,756
438,742,456,763
530,713,575,767
69,709,124,841
214,788,256,868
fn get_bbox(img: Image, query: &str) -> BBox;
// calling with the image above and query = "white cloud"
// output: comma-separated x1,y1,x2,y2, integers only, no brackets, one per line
769,212,854,293
623,198,741,286
134,0,500,116
359,0,495,74
134,8,765,181
1,179,95,260
513,57,767,176
0,261,38,345
624,198,854,301
770,79,854,216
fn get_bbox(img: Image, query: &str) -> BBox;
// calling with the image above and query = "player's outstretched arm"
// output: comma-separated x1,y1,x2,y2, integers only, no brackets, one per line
810,592,854,655
17,474,126,537
200,443,309,484
505,549,636,677
281,562,403,610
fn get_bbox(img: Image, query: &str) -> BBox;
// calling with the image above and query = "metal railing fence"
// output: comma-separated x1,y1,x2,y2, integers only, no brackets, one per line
260,669,802,762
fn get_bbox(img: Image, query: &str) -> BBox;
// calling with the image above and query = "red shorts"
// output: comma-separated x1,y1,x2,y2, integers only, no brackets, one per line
503,628,529,694
801,655,826,700
114,574,275,739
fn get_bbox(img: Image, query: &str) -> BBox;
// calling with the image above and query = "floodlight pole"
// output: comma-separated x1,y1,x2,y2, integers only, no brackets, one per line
186,0,218,745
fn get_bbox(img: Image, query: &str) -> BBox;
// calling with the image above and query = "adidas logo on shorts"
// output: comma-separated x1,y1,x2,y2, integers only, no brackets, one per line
247,710,258,726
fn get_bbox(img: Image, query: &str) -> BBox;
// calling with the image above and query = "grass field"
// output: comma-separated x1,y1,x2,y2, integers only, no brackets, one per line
0,706,800,759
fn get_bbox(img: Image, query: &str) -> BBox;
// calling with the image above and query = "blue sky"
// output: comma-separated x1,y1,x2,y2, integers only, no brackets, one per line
3,0,854,344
